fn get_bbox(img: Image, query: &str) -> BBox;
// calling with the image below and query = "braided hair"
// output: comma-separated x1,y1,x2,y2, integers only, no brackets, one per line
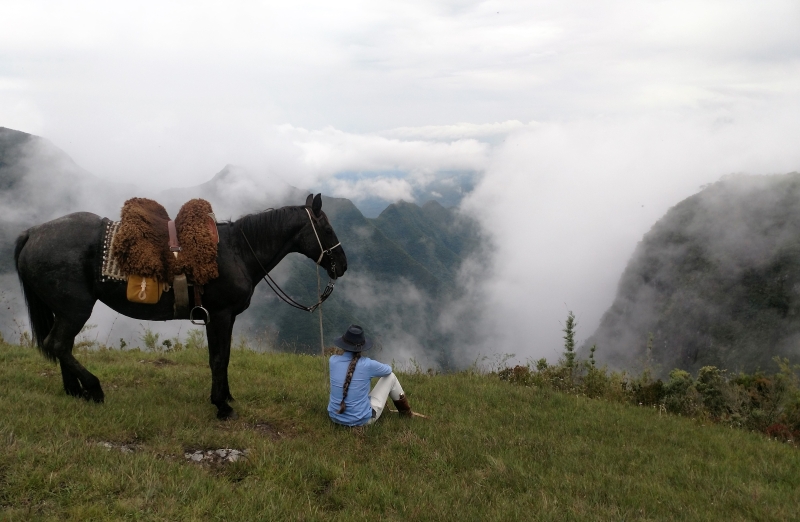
338,351,361,414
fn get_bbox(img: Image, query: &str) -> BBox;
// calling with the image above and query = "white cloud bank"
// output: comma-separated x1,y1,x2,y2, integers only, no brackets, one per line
1,0,797,188
462,107,800,361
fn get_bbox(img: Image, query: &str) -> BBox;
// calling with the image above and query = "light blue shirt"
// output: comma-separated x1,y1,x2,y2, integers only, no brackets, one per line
328,353,392,426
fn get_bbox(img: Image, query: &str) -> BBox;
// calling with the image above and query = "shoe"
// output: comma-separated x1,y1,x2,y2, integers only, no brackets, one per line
393,394,412,417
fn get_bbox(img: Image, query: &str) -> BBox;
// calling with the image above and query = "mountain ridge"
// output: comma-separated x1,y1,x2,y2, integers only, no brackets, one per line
584,173,800,375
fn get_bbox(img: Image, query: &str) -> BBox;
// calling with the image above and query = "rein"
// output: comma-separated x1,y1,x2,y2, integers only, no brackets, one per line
240,207,339,313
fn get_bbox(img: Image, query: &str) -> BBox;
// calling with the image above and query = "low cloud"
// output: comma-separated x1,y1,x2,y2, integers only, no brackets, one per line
325,176,415,203
257,124,489,209
277,124,489,182
462,108,800,363
379,120,532,141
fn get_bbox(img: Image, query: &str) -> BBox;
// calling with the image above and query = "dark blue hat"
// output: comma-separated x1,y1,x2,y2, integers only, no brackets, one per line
333,324,373,352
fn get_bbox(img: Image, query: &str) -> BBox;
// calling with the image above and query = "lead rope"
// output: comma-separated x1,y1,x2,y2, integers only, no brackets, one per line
318,265,329,393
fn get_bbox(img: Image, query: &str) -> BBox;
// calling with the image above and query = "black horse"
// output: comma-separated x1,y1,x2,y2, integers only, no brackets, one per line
14,193,347,419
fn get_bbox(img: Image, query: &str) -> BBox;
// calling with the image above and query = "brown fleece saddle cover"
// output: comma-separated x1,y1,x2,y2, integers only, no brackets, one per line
110,197,219,285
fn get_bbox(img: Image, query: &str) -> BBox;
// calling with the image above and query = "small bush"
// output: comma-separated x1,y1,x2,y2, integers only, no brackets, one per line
498,365,534,386
583,366,609,398
185,328,207,351
765,423,798,443
663,369,700,416
631,378,665,407
695,366,727,418
140,327,160,351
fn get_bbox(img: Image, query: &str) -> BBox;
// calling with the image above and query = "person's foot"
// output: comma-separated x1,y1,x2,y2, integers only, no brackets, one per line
393,394,412,417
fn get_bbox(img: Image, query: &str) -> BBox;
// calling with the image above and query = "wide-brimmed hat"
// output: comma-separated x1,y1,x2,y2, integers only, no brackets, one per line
333,324,373,352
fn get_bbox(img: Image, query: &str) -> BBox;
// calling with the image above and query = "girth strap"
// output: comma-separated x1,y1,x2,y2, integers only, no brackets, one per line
173,274,189,318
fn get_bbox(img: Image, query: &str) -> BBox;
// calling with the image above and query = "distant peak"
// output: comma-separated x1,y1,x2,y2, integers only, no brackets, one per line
422,200,446,210
211,164,241,179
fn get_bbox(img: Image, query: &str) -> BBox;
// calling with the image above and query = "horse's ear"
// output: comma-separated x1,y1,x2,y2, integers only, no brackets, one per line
305,194,313,207
312,193,322,217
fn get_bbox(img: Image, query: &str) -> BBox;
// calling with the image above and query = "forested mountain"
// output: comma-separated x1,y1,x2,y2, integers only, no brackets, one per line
244,196,480,365
585,173,800,375
373,200,478,287
0,127,480,365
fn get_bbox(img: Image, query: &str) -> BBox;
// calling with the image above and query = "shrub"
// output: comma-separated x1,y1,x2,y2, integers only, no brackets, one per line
695,366,727,418
185,328,207,351
498,365,534,386
140,327,160,351
631,378,665,407
583,365,610,398
781,400,800,434
765,423,797,443
663,369,700,416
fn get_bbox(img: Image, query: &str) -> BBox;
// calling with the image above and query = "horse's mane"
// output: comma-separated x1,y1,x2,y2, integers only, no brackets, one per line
233,206,299,245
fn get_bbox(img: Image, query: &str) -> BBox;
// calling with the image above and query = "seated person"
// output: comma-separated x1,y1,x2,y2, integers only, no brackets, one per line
327,324,412,426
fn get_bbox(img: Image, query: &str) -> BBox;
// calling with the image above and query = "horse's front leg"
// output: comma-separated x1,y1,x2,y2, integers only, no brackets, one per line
206,313,237,420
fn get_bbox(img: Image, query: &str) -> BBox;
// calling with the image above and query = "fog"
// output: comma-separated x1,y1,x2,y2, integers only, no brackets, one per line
462,109,800,362
2,1,800,365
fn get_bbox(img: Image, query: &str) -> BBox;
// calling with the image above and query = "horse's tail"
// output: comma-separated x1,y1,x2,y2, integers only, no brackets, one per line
14,230,56,360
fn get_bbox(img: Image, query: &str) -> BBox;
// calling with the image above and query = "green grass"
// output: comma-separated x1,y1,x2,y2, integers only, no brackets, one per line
0,343,798,521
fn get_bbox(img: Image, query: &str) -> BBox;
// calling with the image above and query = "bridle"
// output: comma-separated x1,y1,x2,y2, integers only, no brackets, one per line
240,207,341,313
305,207,341,265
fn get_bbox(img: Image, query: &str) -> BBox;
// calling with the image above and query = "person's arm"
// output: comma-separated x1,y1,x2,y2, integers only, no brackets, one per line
365,358,392,378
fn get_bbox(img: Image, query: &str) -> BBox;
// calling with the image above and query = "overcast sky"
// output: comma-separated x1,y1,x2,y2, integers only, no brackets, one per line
2,0,800,359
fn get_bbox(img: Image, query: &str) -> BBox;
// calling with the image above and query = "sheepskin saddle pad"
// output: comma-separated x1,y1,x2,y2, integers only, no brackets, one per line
108,197,219,285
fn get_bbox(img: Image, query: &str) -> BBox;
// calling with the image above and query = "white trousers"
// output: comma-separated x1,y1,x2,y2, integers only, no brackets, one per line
366,372,405,424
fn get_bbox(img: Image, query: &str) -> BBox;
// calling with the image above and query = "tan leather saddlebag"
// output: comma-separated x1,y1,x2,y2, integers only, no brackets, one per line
126,275,164,304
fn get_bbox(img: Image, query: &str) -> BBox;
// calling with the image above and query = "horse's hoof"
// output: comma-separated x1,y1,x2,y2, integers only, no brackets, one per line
83,387,104,403
65,387,83,398
217,409,238,421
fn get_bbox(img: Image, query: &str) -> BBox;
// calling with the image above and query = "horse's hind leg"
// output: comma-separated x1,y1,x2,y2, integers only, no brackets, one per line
45,316,105,403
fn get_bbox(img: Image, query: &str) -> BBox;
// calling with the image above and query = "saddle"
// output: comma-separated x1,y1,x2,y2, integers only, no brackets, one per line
109,197,219,321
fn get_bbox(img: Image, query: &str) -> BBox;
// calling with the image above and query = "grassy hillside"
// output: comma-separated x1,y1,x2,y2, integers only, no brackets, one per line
1,341,798,520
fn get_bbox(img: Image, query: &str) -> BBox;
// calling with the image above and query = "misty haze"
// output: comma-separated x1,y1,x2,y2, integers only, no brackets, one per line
2,1,800,373
3,1,800,518
5,121,800,377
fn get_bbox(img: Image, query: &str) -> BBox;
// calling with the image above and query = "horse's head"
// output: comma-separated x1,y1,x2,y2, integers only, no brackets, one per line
300,193,347,279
